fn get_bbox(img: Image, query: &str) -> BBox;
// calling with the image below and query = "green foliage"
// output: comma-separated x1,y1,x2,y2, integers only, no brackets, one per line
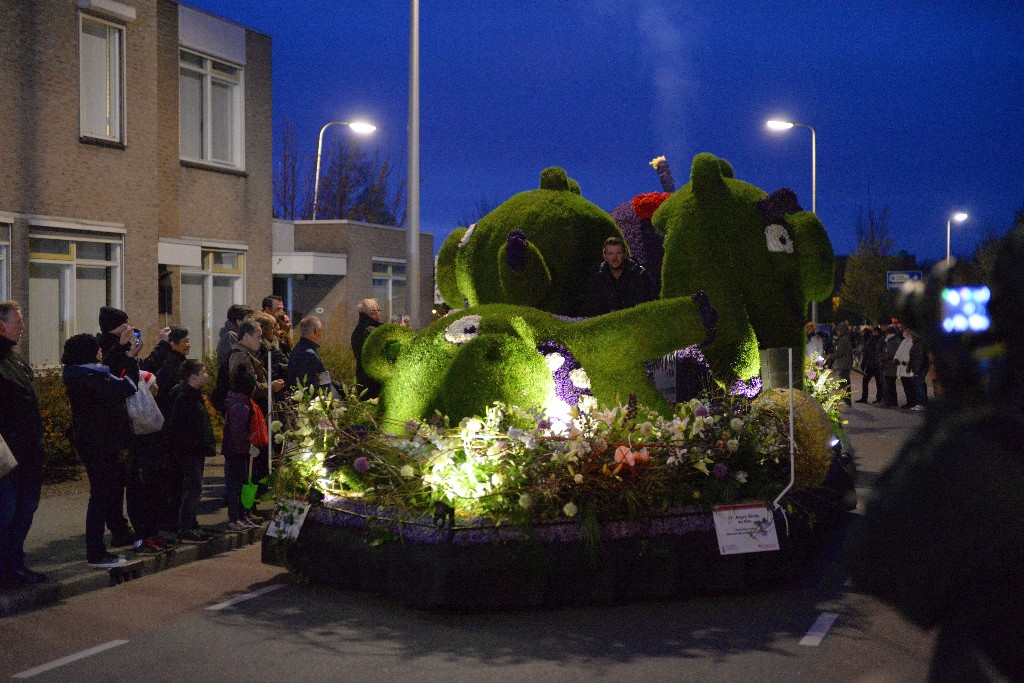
439,166,622,316
35,369,77,480
318,344,357,386
436,227,466,308
653,153,835,380
363,298,717,432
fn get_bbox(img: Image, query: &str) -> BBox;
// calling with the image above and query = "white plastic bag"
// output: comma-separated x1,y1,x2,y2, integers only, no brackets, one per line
127,377,164,435
0,433,17,479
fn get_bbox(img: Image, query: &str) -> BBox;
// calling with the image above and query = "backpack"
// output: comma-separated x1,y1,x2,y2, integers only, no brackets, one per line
210,355,231,415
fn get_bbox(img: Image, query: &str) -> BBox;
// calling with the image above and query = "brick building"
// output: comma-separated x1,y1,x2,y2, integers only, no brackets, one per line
0,0,272,364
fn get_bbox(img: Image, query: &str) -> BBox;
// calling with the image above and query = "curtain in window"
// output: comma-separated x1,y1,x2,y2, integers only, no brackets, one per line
81,19,121,140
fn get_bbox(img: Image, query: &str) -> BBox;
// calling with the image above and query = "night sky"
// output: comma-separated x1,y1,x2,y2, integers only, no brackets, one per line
184,0,1024,263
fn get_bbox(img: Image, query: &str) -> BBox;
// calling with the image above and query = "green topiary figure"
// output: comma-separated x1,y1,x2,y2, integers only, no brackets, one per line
653,153,835,381
437,167,622,316
361,296,720,432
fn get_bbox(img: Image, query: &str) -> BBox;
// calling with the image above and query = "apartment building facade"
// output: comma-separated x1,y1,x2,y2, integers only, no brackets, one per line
0,0,272,365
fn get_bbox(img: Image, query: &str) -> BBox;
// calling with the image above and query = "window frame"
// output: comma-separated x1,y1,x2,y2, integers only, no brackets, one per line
79,12,126,144
27,231,124,367
372,258,407,322
179,247,247,357
178,47,245,170
0,224,10,302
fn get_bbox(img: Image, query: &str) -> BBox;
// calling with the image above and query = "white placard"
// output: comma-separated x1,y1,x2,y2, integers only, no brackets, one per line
268,499,311,540
712,503,780,555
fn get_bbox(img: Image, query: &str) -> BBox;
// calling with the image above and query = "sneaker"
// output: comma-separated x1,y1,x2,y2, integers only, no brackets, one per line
87,552,127,568
911,404,926,411
179,529,213,543
133,539,162,554
246,512,265,524
227,520,250,532
159,532,181,546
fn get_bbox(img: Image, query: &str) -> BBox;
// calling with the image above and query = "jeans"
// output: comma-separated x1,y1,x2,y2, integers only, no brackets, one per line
224,455,248,523
80,449,126,558
0,473,42,574
177,455,205,532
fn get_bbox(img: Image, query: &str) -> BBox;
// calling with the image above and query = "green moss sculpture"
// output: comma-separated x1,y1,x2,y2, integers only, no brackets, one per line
362,298,719,432
654,153,834,380
437,167,622,317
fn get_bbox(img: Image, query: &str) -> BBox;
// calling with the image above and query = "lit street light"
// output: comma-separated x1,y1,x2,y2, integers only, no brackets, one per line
767,118,818,322
312,120,377,220
946,211,969,266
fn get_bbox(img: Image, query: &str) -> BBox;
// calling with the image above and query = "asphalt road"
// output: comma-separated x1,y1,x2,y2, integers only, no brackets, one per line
1,388,936,683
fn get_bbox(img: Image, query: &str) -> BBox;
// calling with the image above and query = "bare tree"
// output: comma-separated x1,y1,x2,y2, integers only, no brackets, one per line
456,194,500,228
272,117,406,225
840,205,903,323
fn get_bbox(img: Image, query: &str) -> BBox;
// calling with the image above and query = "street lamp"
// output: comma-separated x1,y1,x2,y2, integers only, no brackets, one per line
767,118,818,322
946,211,969,266
311,120,377,220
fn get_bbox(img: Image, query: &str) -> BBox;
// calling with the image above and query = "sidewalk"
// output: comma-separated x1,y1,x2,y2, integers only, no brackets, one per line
1,377,927,620
0,455,270,619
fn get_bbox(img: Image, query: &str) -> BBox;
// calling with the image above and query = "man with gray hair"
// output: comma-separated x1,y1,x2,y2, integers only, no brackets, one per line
287,315,330,392
350,298,383,399
0,301,47,586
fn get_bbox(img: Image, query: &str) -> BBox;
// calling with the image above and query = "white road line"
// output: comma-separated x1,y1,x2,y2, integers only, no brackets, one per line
13,640,129,679
206,583,285,611
800,612,839,646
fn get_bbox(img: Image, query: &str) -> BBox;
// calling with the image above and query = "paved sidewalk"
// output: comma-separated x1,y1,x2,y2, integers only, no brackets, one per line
0,455,271,619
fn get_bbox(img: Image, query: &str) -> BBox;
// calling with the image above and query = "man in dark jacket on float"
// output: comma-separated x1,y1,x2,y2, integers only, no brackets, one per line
584,236,656,317
350,299,383,399
288,315,330,392
0,301,47,586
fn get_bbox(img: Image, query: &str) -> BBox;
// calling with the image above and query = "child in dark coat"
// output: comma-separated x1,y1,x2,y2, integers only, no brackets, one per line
165,359,216,542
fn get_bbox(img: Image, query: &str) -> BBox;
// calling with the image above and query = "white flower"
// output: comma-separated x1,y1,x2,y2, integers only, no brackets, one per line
545,353,565,372
400,464,415,478
462,417,484,435
458,222,477,248
574,473,584,484
730,417,744,431
270,420,283,433
444,314,483,345
518,493,532,509
637,421,655,438
569,367,591,390
273,433,286,444
563,501,578,517
577,394,598,414
735,470,749,484
726,438,739,452
249,445,261,457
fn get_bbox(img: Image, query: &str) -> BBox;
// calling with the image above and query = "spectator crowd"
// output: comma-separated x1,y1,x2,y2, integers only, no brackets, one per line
1,295,384,584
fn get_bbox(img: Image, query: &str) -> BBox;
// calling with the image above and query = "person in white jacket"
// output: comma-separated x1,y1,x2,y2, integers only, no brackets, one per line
893,332,917,408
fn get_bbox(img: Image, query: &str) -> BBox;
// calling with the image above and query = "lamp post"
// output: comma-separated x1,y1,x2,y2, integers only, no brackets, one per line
406,0,421,329
946,211,969,267
767,118,818,323
311,120,377,220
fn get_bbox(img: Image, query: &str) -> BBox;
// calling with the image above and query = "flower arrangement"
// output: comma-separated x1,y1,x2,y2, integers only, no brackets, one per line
630,191,672,220
268,381,841,530
802,356,849,437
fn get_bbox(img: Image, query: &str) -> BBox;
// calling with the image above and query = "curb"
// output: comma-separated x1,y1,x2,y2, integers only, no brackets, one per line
0,524,267,620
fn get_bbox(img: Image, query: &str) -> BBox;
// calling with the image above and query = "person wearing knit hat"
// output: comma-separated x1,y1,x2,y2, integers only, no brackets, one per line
98,306,129,335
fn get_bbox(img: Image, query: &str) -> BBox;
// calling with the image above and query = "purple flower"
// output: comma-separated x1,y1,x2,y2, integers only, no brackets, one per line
694,405,709,418
404,420,420,434
757,188,803,223
713,463,728,479
353,457,369,473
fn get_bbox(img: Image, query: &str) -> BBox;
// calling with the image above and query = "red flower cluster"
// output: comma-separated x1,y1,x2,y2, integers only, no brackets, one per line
630,191,671,220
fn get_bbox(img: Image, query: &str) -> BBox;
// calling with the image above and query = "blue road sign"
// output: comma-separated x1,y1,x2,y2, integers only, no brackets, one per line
887,270,923,290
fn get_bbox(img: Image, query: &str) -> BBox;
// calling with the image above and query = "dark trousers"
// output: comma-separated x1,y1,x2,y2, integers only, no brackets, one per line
126,439,166,539
914,374,928,406
176,455,205,532
882,376,898,406
81,449,126,558
837,368,852,404
224,455,248,523
0,471,42,574
860,367,880,401
900,376,918,408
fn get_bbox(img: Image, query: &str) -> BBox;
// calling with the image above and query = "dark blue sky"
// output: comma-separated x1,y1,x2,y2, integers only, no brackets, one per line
186,0,1024,262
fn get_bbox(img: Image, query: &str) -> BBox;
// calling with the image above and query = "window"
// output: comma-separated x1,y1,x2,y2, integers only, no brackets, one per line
179,49,243,168
28,234,123,366
180,248,245,358
80,14,125,142
372,259,406,322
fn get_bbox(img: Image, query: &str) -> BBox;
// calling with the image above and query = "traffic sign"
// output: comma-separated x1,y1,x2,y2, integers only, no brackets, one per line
886,270,923,291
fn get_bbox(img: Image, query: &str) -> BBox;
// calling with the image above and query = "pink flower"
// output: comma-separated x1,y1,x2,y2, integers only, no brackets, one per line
353,457,369,473
614,445,635,466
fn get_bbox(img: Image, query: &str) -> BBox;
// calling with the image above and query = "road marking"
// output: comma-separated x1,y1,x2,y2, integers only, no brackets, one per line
13,640,129,679
800,612,839,646
206,583,285,611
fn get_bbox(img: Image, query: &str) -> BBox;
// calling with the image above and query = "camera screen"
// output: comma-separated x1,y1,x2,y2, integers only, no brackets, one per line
941,286,990,333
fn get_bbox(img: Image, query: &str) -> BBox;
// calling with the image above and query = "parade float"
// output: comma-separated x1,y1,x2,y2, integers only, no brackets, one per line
262,153,851,608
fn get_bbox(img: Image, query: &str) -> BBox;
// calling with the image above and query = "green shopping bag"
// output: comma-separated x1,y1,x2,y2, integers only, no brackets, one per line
241,452,259,510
